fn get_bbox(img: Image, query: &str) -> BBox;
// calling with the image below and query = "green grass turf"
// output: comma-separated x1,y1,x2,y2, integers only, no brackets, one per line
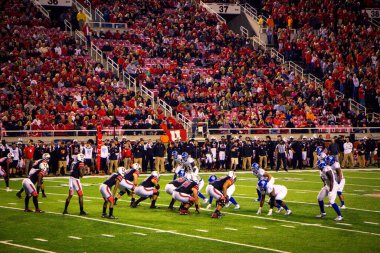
1,169,380,253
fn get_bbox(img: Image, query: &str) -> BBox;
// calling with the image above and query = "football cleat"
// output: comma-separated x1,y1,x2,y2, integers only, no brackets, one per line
130,202,138,208
334,216,344,221
276,207,284,213
63,210,69,215
150,205,160,209
16,192,22,199
35,209,44,213
24,209,33,212
316,213,327,218
42,193,47,198
285,210,292,215
206,204,212,209
211,212,222,219
202,198,209,204
108,215,117,219
80,211,88,216
225,201,231,208
340,205,347,209
179,209,190,215
327,204,332,208
267,209,273,216
233,204,240,210
101,213,108,218
6,187,11,192
168,206,175,210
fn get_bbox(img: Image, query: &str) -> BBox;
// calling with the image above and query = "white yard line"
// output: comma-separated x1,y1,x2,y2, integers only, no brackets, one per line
0,205,290,253
33,238,48,242
253,226,267,230
132,232,147,236
281,225,295,228
7,203,16,205
364,221,379,225
0,240,56,253
101,234,115,238
224,227,238,231
68,236,82,240
195,229,208,233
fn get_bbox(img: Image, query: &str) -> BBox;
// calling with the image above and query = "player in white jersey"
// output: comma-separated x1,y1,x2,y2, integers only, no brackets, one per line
316,160,343,221
83,143,94,175
326,156,346,209
182,152,208,204
251,163,274,201
256,180,292,216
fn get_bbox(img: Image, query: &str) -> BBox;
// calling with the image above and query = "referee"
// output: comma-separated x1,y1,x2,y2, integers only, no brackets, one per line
276,139,288,172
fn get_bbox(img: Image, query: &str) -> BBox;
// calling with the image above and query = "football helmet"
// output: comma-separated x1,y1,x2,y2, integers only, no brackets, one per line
39,162,49,172
208,175,217,183
181,152,189,161
171,151,178,158
7,153,14,159
77,153,85,162
131,163,141,171
326,156,335,166
317,159,326,170
117,167,127,176
42,153,51,160
258,180,268,190
177,169,186,178
315,147,323,156
227,171,236,180
152,171,160,178
251,163,260,170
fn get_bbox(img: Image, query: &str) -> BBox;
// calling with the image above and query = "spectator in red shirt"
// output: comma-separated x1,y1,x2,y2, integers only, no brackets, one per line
23,141,35,175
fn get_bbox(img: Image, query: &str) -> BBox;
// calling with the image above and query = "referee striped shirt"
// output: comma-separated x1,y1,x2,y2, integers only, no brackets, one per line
276,143,286,153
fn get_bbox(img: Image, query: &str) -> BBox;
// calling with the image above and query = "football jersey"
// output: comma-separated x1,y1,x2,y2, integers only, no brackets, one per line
70,161,85,179
103,173,123,188
176,180,198,194
0,157,9,169
169,177,187,188
183,157,194,170
140,175,159,188
262,184,287,197
124,168,139,182
331,162,344,180
9,148,20,160
252,168,266,180
83,146,93,159
32,159,45,169
211,176,234,191
218,142,227,151
71,144,81,155
29,168,45,184
319,165,337,185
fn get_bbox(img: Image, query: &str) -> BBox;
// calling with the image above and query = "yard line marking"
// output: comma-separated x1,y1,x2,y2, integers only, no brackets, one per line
0,206,289,253
364,221,379,225
0,240,56,253
34,238,48,242
253,226,267,230
354,190,365,192
336,223,352,226
224,227,238,231
195,229,208,233
57,200,66,203
83,200,92,202
281,225,295,228
101,234,115,238
68,236,82,240
7,203,16,205
132,232,147,236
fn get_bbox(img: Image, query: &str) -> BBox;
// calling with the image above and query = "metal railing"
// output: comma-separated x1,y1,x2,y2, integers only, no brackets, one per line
240,26,249,38
239,2,263,23
90,43,103,62
75,30,88,48
32,0,49,18
349,98,366,115
157,99,173,117
122,71,137,94
199,1,226,24
288,61,304,78
95,8,105,23
251,36,267,51
88,21,127,29
141,85,155,109
370,18,380,28
106,56,120,75
177,113,192,134
64,19,72,34
270,48,284,64
73,0,92,21
368,112,380,121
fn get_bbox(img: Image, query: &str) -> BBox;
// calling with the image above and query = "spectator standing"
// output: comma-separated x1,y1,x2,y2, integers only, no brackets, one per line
230,141,239,171
356,139,366,168
257,141,268,170
57,142,68,175
241,138,253,171
328,137,340,162
144,139,154,172
23,141,35,175
153,139,166,173
133,140,145,169
100,141,109,174
266,136,275,170
121,141,133,169
342,138,354,169
108,142,119,174
76,10,87,29
276,139,288,172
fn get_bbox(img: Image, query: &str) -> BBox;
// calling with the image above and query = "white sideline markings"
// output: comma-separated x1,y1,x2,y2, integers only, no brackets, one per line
34,238,48,242
7,203,16,205
353,190,365,192
195,229,208,233
68,236,82,240
253,226,267,230
0,240,56,253
132,232,147,236
101,234,115,238
364,221,379,225
281,225,295,228
336,223,352,226
224,227,238,231
0,206,289,253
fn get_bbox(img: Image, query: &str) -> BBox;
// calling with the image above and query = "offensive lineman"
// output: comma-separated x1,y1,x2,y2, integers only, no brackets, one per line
132,171,160,209
114,163,141,206
63,154,88,215
166,170,187,210
0,153,13,191
172,173,200,215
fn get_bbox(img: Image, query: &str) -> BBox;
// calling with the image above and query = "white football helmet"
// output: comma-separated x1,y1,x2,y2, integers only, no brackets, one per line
42,153,51,160
117,167,127,176
131,163,141,171
77,153,85,162
227,171,236,180
7,153,14,159
39,162,49,172
151,171,160,178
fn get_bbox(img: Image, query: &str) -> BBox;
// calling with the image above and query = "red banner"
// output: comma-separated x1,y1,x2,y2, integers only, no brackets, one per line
166,129,187,142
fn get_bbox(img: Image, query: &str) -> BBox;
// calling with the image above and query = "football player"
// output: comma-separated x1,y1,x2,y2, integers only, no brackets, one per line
0,153,13,191
172,173,200,215
114,163,141,206
99,167,126,219
206,175,240,210
22,161,48,213
173,152,184,180
16,153,50,198
63,154,87,215
251,163,274,201
326,156,346,209
132,171,160,209
256,180,292,216
206,171,236,219
182,152,208,204
165,170,187,210
316,159,343,221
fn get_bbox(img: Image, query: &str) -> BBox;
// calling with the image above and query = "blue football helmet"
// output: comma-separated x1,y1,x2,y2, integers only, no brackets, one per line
172,151,178,158
208,175,217,183
258,180,268,190
326,156,335,166
251,163,260,171
181,152,189,161
317,159,326,169
177,169,186,178
315,147,323,156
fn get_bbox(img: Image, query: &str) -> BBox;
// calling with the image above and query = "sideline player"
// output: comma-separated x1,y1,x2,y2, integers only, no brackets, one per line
326,156,346,209
22,161,48,213
0,153,13,191
132,171,160,209
316,160,343,221
114,163,141,206
99,167,126,219
206,171,236,219
172,173,200,215
63,154,87,215
256,180,292,216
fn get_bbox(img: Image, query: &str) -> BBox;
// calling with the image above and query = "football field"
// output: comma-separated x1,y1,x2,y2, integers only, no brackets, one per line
1,169,380,253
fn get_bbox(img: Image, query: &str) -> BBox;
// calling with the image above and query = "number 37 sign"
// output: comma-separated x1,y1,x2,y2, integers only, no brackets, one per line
38,0,72,7
207,3,241,15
